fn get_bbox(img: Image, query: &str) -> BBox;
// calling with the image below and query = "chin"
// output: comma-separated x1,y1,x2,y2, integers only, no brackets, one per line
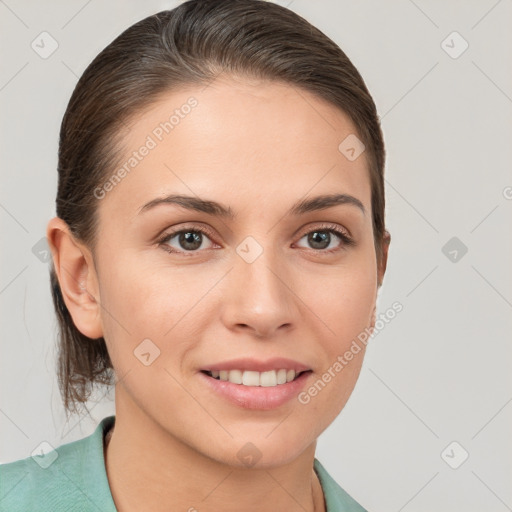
201,431,315,470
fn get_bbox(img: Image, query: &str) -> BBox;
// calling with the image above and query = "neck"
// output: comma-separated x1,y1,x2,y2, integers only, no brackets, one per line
104,389,325,512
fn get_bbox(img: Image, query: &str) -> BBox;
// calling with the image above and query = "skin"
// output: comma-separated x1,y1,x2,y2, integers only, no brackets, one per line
48,75,390,512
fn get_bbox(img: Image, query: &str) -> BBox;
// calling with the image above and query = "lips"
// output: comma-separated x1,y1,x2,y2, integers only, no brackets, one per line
197,357,313,409
198,368,312,410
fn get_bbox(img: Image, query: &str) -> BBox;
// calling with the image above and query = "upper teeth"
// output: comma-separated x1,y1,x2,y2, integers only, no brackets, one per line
209,369,299,387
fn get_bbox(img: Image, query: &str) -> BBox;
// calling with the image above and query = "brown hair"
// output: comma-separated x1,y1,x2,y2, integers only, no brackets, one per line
51,0,387,415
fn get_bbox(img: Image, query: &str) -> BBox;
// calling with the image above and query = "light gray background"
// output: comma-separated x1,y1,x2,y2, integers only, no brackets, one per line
1,1,511,511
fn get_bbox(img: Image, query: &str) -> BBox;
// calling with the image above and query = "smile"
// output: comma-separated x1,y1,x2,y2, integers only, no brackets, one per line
202,369,311,387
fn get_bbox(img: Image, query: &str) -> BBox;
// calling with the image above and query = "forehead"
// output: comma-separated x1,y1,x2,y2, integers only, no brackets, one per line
98,76,371,221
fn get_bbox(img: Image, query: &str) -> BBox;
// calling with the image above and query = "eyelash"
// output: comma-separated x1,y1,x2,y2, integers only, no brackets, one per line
156,223,355,256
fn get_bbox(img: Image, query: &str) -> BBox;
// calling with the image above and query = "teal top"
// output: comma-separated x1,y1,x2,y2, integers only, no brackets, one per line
0,416,367,511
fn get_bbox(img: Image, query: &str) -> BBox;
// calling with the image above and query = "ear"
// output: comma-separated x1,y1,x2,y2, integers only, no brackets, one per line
377,229,391,288
46,217,103,339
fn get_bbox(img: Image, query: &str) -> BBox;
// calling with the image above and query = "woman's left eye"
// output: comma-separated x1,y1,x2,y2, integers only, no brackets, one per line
295,225,355,253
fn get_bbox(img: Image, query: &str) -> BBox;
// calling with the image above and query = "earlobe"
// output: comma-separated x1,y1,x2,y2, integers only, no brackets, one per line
46,217,103,339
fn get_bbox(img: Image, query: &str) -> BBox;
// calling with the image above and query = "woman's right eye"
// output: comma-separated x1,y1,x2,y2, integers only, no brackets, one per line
158,227,217,255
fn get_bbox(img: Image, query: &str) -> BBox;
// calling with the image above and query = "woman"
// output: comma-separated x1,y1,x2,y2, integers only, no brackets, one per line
0,0,390,510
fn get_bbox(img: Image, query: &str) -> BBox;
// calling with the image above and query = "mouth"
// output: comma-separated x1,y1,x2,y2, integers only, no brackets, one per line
200,369,312,387
197,357,313,409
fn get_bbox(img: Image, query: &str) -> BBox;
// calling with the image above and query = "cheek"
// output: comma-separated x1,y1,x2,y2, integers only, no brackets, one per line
298,267,375,427
100,254,180,328
96,255,171,358
307,258,377,351
97,254,213,364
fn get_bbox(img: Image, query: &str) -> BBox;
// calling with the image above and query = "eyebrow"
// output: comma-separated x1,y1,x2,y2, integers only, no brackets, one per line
138,192,366,218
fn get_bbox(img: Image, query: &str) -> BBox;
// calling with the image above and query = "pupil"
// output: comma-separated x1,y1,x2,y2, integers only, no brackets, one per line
180,231,202,250
309,231,329,249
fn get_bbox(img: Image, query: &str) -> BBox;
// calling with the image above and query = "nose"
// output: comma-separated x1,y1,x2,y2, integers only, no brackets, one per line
220,247,298,339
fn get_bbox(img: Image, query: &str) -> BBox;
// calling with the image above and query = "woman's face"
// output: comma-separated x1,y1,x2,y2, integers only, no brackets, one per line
84,76,386,467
